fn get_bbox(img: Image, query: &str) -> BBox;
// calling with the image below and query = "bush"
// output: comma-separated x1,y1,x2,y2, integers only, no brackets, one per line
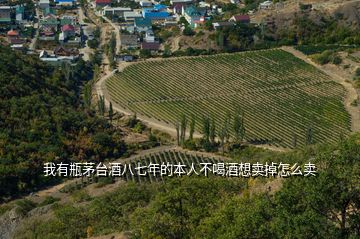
183,26,195,36
71,190,92,203
38,196,60,207
355,67,360,77
15,199,37,216
332,55,342,65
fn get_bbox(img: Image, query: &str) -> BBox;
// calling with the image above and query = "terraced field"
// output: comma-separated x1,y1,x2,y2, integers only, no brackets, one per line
106,49,351,148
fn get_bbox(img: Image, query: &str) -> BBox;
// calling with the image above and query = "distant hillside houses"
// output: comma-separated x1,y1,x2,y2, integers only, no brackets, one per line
142,4,170,21
102,6,132,17
259,0,273,10
182,5,207,28
55,0,76,7
0,6,11,24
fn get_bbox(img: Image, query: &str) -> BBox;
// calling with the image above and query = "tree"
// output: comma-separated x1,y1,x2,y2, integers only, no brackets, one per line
183,26,195,36
202,116,210,143
306,126,313,145
175,122,180,146
108,101,114,122
209,117,216,144
189,114,195,140
233,108,245,143
98,95,106,116
218,126,226,155
180,114,187,145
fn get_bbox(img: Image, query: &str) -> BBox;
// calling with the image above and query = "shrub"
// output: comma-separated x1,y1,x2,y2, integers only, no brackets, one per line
15,199,37,216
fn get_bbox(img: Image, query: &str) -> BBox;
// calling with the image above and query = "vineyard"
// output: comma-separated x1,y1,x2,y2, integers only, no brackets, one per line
106,49,351,148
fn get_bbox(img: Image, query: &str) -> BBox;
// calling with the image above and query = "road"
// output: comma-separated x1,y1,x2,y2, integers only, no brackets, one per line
78,6,95,61
29,7,40,51
101,15,121,55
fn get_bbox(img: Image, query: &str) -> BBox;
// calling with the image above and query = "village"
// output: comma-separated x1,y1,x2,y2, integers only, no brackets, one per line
0,0,301,65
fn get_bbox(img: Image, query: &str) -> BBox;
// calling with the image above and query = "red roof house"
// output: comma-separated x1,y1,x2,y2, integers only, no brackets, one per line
229,15,250,24
62,24,75,32
7,30,19,37
141,42,160,51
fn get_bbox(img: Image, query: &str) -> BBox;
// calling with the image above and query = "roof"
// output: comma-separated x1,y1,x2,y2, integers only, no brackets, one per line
0,6,11,10
7,30,19,36
143,9,170,19
172,3,186,10
124,11,143,19
231,15,250,22
153,4,167,11
60,18,72,25
141,42,160,50
103,6,132,11
43,7,55,16
213,22,234,27
56,0,75,2
40,18,58,25
260,0,272,6
184,6,206,17
135,17,152,27
16,6,25,14
120,34,138,45
95,0,111,4
62,24,75,31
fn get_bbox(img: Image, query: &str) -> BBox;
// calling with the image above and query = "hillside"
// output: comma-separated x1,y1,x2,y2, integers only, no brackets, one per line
3,135,360,239
0,46,126,201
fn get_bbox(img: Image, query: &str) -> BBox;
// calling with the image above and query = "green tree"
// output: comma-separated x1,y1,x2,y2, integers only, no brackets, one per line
108,101,114,122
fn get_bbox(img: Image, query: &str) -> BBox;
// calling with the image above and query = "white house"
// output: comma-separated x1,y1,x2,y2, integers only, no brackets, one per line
259,0,273,10
144,29,155,43
140,0,152,7
123,11,143,22
102,6,132,17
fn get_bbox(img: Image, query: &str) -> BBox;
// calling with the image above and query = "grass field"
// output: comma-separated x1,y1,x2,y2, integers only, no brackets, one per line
106,49,351,148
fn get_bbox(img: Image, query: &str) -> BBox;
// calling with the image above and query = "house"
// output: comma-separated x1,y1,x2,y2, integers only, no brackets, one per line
141,42,160,51
123,11,143,22
183,5,206,28
39,50,77,64
39,0,50,9
55,0,76,6
171,3,189,15
120,34,138,49
40,16,59,31
117,54,134,62
43,7,55,17
102,6,132,17
95,0,111,8
142,5,170,21
144,29,155,42
259,0,273,10
0,6,11,24
170,0,193,4
140,0,152,7
60,15,77,26
229,15,250,24
15,5,25,23
61,24,76,38
7,30,25,44
212,21,234,30
134,17,152,32
54,46,79,56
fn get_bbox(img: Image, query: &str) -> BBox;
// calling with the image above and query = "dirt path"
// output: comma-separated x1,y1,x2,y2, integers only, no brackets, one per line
282,46,360,133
